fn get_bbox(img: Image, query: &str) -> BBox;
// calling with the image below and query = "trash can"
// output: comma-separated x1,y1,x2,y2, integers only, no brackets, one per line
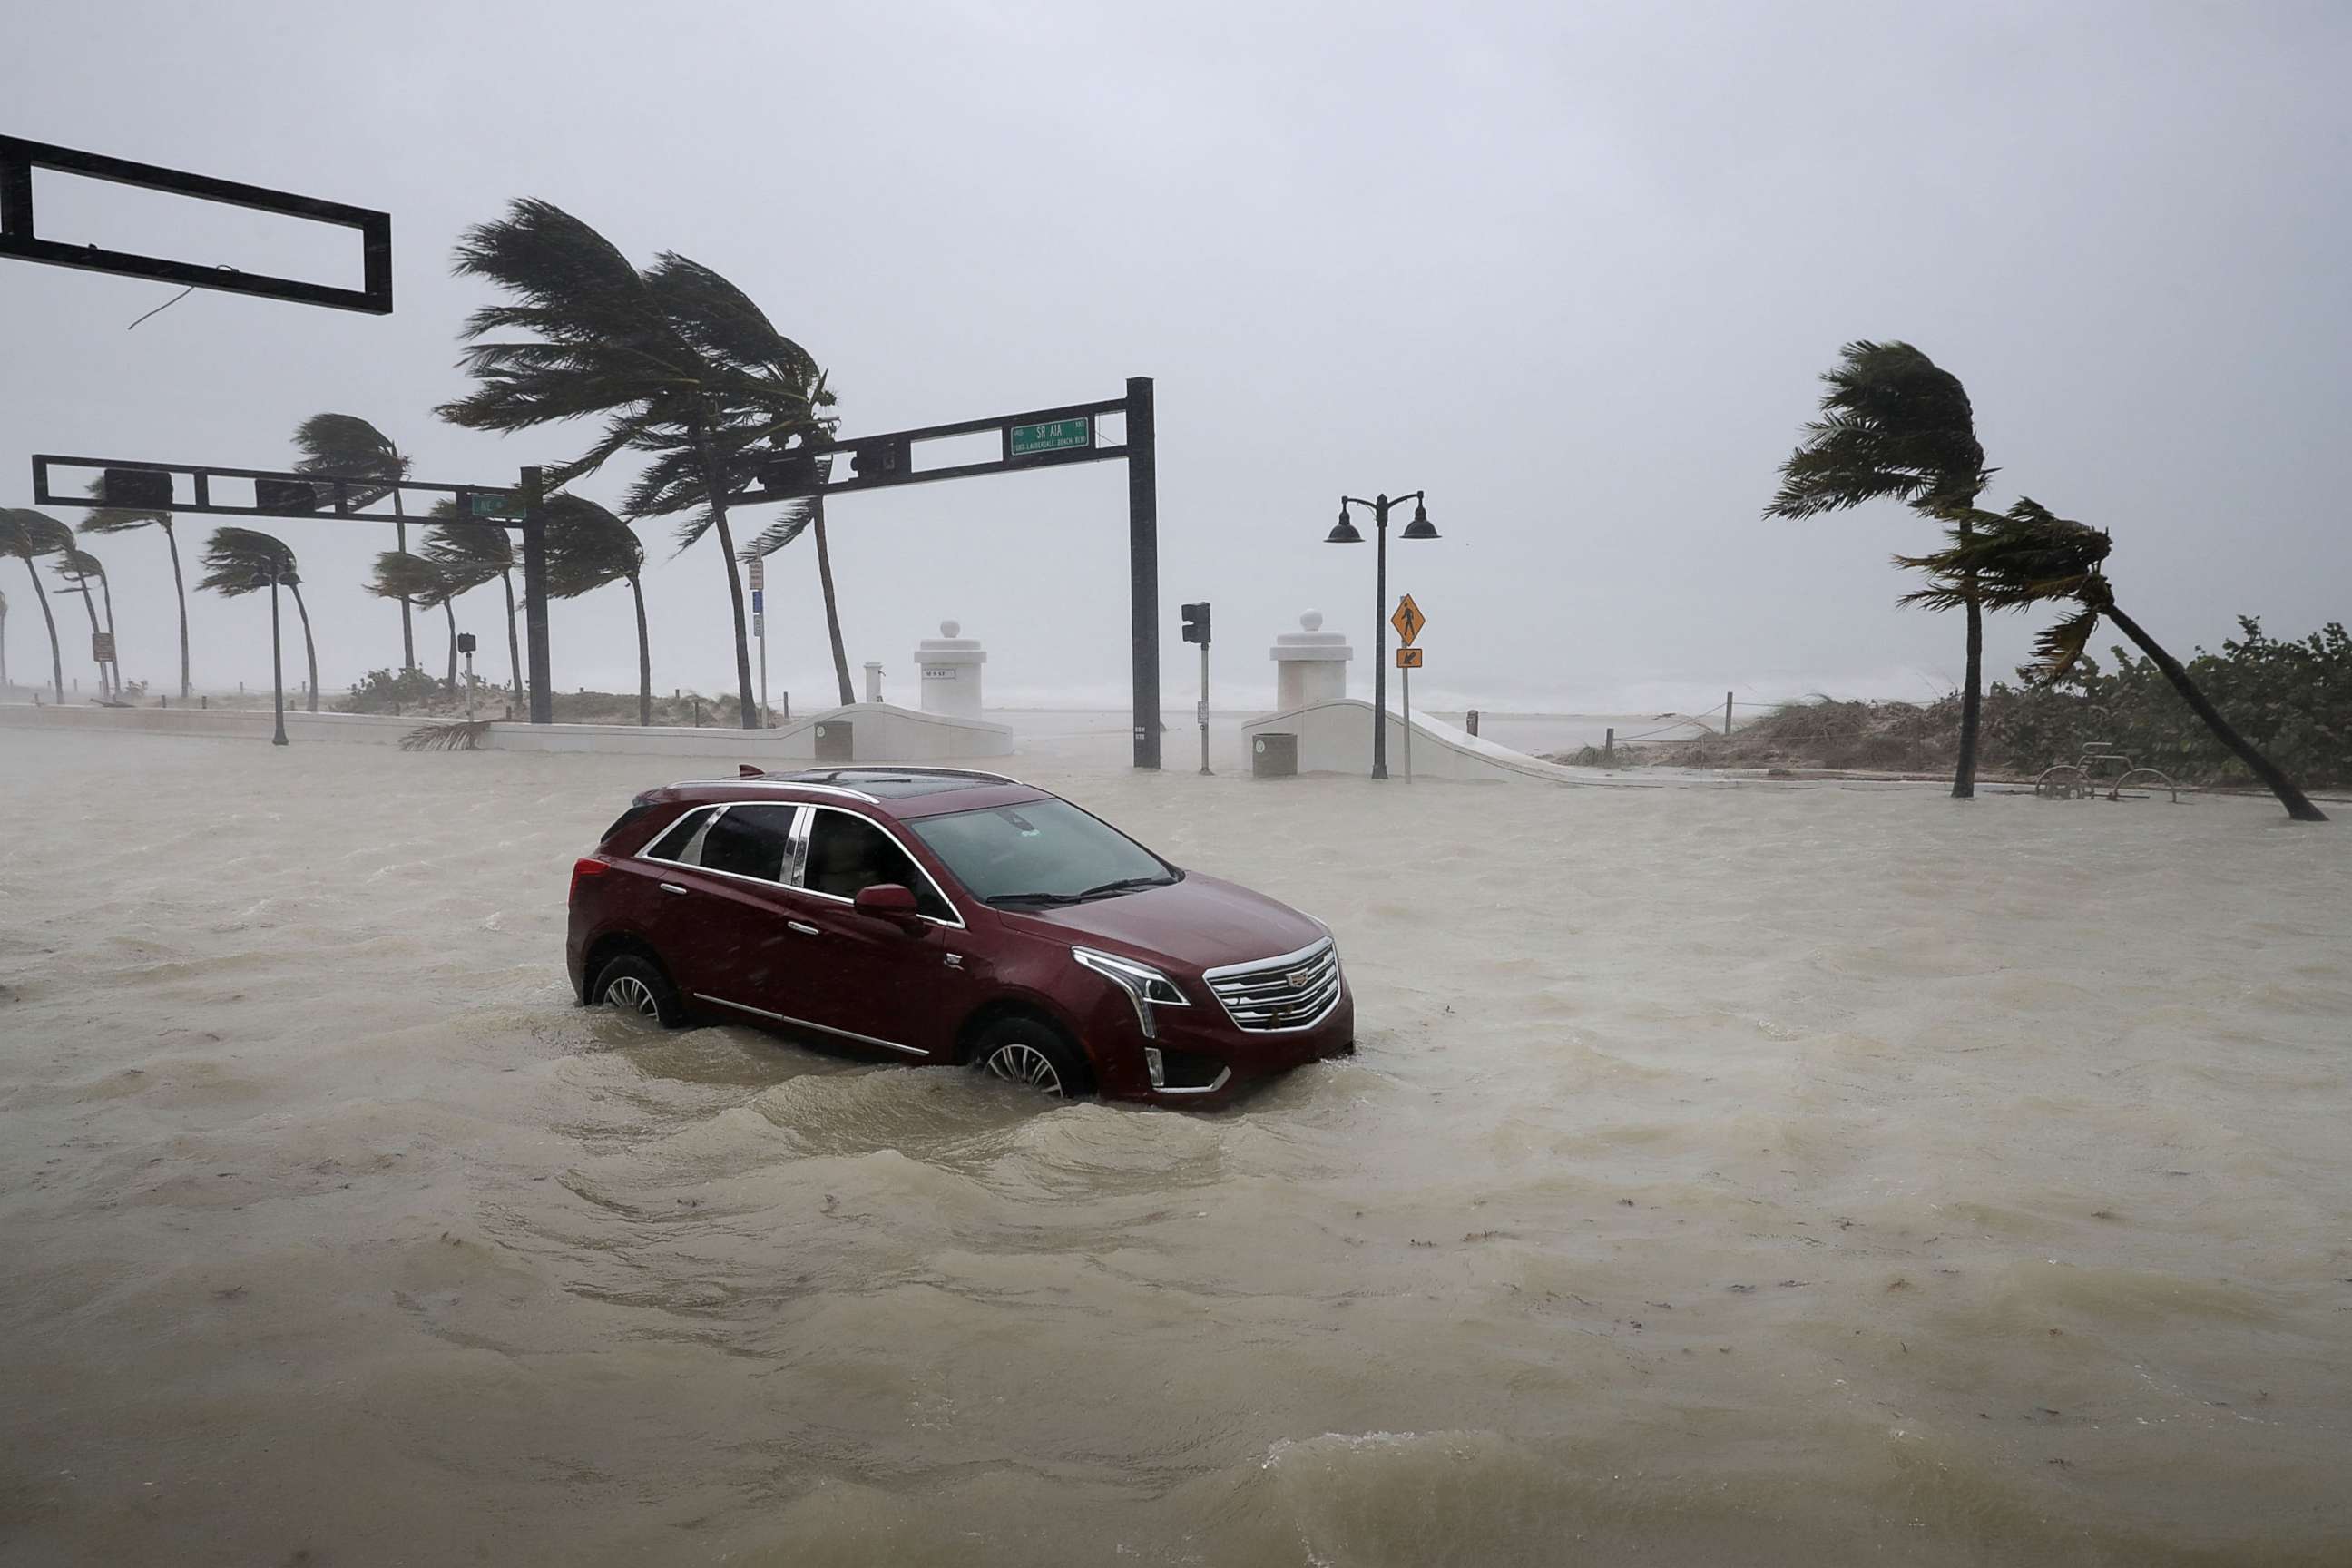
1251,731,1298,779
814,720,853,762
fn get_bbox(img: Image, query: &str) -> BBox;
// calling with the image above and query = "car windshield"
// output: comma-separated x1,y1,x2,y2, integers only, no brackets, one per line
907,798,1175,905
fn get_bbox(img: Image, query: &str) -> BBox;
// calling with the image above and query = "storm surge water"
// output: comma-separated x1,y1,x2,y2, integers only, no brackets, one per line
3,730,2347,1565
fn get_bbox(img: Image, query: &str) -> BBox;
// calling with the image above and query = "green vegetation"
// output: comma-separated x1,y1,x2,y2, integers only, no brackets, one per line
1650,619,2347,798
80,475,191,698
2,510,72,702
292,415,416,672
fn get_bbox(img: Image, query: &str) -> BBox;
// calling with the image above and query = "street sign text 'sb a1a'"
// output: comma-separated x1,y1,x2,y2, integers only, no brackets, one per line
1396,646,1423,669
1390,593,1426,645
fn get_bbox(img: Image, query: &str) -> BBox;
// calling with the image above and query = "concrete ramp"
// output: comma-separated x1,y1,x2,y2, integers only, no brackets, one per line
1242,699,1703,787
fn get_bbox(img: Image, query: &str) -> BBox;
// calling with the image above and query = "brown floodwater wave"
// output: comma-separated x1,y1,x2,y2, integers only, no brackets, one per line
3,730,2348,1565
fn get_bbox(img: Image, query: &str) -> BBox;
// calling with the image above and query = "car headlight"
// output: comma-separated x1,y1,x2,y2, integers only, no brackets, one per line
1072,946,1189,1040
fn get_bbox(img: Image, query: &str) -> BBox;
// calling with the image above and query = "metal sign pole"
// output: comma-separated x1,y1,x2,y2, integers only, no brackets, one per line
1126,376,1161,770
519,466,552,725
269,569,289,748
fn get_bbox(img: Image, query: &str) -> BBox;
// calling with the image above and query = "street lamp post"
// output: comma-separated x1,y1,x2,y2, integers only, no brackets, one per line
1326,492,1437,780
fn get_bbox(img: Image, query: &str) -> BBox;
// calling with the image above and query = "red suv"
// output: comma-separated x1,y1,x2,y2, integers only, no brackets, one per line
566,768,1353,1102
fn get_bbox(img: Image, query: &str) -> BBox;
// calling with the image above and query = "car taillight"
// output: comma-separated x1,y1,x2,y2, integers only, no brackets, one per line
570,857,610,900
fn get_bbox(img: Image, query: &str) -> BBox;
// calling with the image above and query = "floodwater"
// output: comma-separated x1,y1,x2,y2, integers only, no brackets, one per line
2,729,2347,1566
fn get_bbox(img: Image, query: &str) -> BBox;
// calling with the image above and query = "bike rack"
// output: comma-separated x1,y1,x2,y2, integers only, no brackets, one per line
2035,742,2179,804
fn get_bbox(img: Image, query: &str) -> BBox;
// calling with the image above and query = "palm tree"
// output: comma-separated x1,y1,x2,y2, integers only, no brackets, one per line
294,415,415,671
1768,341,1993,798
53,547,117,701
543,494,652,725
436,199,826,729
368,552,461,689
739,441,856,707
1900,502,2327,822
197,528,306,739
421,503,523,703
199,528,318,715
0,509,69,701
80,477,191,698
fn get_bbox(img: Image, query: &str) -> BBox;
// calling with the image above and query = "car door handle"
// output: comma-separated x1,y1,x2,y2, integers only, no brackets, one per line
658,882,690,897
786,920,821,936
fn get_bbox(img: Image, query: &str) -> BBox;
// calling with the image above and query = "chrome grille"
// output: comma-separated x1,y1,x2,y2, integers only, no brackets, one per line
1204,938,1341,1033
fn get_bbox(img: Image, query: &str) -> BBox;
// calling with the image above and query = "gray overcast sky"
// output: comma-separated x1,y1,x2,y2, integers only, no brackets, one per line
5,1,2347,715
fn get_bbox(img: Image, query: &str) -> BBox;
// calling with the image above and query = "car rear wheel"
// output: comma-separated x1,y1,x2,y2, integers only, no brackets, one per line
971,1017,1092,1099
593,953,687,1028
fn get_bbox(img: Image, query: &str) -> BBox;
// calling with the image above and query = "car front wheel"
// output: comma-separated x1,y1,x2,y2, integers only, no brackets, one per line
970,1017,1092,1099
593,953,688,1028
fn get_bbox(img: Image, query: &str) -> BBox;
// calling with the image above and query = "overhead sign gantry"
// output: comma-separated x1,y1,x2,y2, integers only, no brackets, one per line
728,376,1163,769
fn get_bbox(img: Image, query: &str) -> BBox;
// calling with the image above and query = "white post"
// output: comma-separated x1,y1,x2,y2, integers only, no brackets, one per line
1402,663,1413,782
1198,641,1211,776
750,554,769,729
464,644,477,720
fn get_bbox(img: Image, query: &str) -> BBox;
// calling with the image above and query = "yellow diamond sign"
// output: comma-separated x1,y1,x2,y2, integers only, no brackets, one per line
1390,593,1426,646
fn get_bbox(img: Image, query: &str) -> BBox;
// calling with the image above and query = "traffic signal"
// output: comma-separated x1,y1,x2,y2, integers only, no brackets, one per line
254,477,321,514
1181,602,1211,645
848,437,908,482
103,466,172,508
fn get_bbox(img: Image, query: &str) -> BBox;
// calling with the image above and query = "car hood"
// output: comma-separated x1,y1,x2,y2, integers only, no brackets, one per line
998,871,1328,973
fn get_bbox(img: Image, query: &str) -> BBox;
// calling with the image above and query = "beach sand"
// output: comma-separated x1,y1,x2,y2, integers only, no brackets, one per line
3,728,2347,1565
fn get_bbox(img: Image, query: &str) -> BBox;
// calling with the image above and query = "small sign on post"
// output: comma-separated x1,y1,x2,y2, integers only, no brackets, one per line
1390,593,1426,646
92,632,116,662
1395,646,1424,668
1010,417,1092,456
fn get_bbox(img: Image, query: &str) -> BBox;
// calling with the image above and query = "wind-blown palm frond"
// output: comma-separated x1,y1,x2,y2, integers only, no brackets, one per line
78,475,173,535
53,547,108,594
292,414,408,508
197,527,300,596
419,501,516,590
543,494,642,597
1767,341,1988,520
1896,499,2112,612
2,509,76,558
367,551,455,608
1896,499,2115,681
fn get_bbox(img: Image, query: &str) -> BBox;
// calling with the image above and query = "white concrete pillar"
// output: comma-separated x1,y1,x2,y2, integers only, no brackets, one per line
862,662,885,704
915,620,986,719
1271,609,1352,710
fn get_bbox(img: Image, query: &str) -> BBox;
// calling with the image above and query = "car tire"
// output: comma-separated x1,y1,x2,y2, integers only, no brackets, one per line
970,1016,1093,1099
593,953,688,1028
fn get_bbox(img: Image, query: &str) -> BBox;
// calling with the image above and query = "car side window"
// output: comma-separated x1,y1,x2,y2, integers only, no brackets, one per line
693,804,798,883
803,808,953,920
643,806,715,864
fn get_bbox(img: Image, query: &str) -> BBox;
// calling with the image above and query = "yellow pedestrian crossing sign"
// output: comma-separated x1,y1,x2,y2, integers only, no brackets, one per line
1390,594,1425,646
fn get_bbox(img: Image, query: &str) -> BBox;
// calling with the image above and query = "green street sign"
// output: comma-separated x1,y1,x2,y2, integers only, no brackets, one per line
470,492,518,521
1010,417,1090,456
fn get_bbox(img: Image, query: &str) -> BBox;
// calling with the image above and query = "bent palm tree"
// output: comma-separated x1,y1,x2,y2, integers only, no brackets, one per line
437,200,825,728
53,548,117,701
81,477,191,697
0,509,69,701
1901,502,2327,822
368,552,461,689
543,494,652,725
1768,341,1993,797
422,504,523,703
199,528,319,713
294,414,416,671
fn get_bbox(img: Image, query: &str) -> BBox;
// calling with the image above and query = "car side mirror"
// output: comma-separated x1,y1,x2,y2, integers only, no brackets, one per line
853,883,924,926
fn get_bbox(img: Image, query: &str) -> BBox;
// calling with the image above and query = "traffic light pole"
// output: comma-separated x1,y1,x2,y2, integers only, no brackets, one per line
1126,377,1161,771
519,466,553,725
715,376,1165,769
1198,640,1211,776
